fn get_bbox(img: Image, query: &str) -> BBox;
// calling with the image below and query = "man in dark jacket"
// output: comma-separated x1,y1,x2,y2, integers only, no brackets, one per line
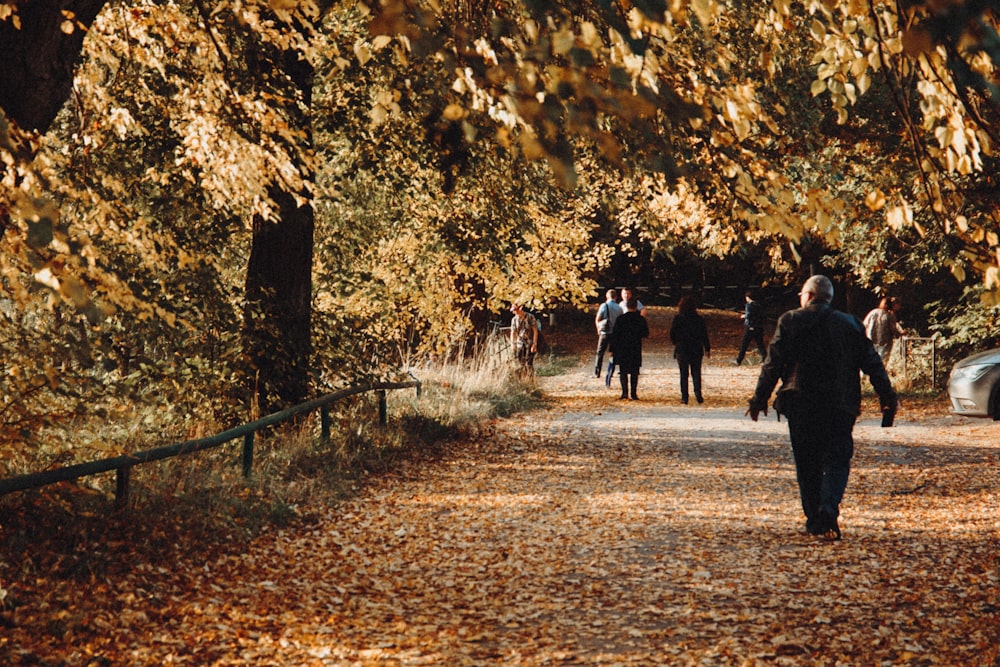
747,275,897,540
735,288,767,365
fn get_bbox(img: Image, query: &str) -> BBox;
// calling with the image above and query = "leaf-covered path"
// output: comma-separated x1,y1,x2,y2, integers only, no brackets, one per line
4,309,1000,665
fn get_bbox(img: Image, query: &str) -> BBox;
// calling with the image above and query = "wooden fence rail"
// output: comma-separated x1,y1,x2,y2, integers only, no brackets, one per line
0,379,421,507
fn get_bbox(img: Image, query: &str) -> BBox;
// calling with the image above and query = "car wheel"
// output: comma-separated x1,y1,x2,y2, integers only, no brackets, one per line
992,385,1000,420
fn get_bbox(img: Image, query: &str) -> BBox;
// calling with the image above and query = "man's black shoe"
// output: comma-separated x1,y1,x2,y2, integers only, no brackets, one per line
816,509,842,540
821,520,842,540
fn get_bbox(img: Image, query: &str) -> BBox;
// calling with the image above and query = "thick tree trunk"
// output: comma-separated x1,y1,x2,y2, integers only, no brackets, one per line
242,39,315,414
244,187,314,413
0,1,107,131
2,4,317,414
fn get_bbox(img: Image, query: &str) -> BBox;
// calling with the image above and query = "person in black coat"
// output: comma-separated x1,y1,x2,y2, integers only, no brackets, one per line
736,288,767,365
747,275,898,540
669,296,711,404
608,298,649,400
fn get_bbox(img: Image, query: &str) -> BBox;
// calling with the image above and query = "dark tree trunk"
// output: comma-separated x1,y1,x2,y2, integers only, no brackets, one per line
244,186,314,413
0,1,108,131
1,3,319,414
242,36,315,414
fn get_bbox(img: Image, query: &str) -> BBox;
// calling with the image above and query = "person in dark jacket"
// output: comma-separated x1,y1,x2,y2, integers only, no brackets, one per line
608,298,649,400
735,288,767,365
669,296,711,404
747,275,898,541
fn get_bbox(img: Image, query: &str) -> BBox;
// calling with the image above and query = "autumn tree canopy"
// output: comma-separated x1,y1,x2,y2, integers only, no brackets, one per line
1,0,999,465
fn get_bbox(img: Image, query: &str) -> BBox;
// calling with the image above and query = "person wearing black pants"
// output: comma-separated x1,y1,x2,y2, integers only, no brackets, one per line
746,275,898,540
608,298,648,400
736,289,767,365
669,296,711,404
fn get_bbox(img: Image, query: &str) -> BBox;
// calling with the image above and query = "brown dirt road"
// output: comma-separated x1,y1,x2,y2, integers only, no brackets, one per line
3,307,1000,666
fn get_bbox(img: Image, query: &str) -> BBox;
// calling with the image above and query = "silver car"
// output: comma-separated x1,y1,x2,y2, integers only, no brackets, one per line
947,348,1000,418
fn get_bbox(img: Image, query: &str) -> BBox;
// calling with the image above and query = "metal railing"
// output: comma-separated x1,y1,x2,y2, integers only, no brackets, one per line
0,379,421,507
899,335,938,388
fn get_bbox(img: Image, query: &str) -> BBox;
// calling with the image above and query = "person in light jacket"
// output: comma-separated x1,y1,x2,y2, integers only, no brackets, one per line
863,297,905,364
509,303,538,378
594,289,623,379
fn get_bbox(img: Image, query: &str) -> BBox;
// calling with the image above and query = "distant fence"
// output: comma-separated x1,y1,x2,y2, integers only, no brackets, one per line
898,336,939,388
0,379,421,508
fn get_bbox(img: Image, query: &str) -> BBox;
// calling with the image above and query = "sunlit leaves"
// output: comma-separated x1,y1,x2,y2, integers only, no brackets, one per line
865,189,886,211
886,200,913,232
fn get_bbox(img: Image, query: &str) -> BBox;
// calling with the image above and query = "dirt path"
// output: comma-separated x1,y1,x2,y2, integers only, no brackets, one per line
5,308,1000,665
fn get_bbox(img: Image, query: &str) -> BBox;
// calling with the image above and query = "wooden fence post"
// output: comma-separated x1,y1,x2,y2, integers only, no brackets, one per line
242,432,254,478
321,405,331,444
115,466,131,510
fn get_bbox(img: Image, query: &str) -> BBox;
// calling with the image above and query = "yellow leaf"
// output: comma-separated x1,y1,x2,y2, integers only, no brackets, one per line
354,40,372,66
442,104,465,121
552,26,575,55
810,19,826,42
857,70,872,95
865,189,886,211
691,0,714,28
519,131,544,160
59,275,89,308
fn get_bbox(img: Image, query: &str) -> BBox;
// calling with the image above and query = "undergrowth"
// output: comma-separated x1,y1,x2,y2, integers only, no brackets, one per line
0,344,551,594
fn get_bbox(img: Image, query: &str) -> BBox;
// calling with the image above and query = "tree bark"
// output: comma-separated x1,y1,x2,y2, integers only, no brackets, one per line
244,186,314,414
242,35,316,414
0,1,107,131
2,3,318,414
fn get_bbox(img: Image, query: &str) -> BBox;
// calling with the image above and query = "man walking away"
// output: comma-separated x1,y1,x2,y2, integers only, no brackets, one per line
606,287,645,387
669,296,711,404
594,289,623,378
746,275,897,541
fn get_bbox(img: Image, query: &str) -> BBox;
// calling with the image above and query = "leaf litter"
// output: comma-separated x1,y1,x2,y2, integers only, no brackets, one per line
1,307,999,665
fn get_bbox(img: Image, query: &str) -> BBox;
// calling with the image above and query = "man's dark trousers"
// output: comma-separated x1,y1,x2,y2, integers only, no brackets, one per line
736,326,767,364
785,405,856,533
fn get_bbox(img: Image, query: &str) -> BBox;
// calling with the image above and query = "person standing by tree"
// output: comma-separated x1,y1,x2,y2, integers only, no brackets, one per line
594,289,623,379
608,297,649,400
669,296,711,404
863,297,906,365
509,303,539,379
746,275,898,541
735,288,767,365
